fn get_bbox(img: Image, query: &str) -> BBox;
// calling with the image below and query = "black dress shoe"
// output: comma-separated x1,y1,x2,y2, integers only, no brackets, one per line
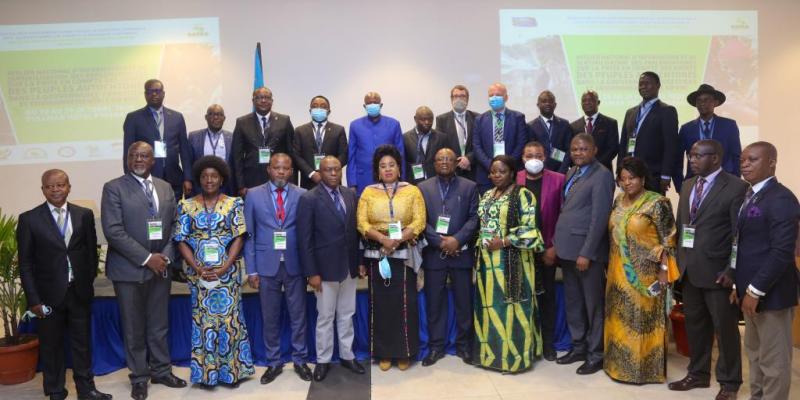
151,373,186,388
313,363,330,381
667,375,711,391
456,350,473,365
260,365,283,384
294,363,313,381
422,350,445,366
49,390,68,400
340,359,366,374
576,360,603,375
556,350,586,365
543,347,557,361
78,388,113,400
131,382,147,400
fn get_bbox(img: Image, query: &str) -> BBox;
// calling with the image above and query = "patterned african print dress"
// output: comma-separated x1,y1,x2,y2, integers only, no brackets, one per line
174,195,254,385
604,191,679,384
474,186,544,373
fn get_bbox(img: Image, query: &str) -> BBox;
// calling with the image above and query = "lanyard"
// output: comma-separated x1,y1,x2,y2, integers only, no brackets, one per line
267,184,286,229
382,181,399,220
206,129,223,156
417,133,427,163
438,178,452,214
314,123,325,153
634,100,655,136
202,195,220,233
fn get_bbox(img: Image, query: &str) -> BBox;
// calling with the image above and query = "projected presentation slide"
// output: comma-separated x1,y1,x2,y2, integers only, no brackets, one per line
500,9,757,141
0,18,221,165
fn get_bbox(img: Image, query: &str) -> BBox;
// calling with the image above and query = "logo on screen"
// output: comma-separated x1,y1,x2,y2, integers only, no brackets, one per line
731,18,749,30
512,17,538,28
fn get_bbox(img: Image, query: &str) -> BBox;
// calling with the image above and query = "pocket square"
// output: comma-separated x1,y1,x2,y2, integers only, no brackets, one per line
746,206,762,218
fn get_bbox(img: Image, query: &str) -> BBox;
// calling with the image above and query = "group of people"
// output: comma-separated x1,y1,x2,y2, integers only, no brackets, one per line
16,72,799,400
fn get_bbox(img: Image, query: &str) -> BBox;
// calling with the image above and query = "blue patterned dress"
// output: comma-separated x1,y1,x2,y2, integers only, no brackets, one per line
174,195,254,385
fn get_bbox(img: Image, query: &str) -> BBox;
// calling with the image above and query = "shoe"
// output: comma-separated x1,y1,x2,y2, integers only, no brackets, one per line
715,388,738,400
151,373,187,388
422,350,445,366
397,358,411,371
220,380,240,389
49,391,68,400
667,375,711,391
131,382,147,400
78,388,112,400
260,365,283,384
379,359,392,371
294,363,313,381
455,350,473,365
543,347,557,361
556,350,586,365
340,359,365,374
576,360,603,375
313,363,330,381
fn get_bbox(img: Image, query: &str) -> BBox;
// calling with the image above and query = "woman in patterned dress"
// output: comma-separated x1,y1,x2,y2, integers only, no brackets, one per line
174,156,254,387
474,155,544,373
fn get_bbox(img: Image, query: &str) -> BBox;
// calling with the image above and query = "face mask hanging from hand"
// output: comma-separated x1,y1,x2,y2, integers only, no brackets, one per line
378,256,392,279
525,159,544,175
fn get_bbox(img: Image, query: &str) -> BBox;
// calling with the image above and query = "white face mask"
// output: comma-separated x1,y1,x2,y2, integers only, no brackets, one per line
199,279,220,290
525,159,544,175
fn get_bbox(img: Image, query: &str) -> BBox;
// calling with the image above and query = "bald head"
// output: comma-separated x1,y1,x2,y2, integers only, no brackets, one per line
414,106,434,134
434,148,457,177
205,104,225,131
741,141,777,185
488,83,508,98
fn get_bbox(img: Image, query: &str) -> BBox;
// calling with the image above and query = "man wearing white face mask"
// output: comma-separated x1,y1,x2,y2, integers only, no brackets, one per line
516,141,566,361
293,95,348,189
435,85,480,180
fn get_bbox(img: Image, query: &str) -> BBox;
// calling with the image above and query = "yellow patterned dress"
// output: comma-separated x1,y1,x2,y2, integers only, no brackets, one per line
174,195,254,385
474,186,544,373
604,191,679,384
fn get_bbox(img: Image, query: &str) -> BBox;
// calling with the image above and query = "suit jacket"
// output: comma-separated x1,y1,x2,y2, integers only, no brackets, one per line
734,179,800,311
101,174,177,282
243,182,306,277
418,176,479,270
516,169,565,248
297,185,359,281
676,171,748,288
403,128,460,184
472,108,528,186
435,110,479,179
122,106,191,191
528,115,574,173
187,128,235,195
346,115,405,195
292,121,348,189
553,161,615,262
618,100,679,184
231,111,295,190
571,113,619,174
674,116,742,189
17,202,98,307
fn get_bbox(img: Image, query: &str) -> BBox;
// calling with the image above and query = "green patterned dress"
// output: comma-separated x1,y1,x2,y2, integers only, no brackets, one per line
474,186,544,373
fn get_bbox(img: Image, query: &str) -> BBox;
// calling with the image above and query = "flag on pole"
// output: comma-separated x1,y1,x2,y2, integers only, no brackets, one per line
254,42,264,90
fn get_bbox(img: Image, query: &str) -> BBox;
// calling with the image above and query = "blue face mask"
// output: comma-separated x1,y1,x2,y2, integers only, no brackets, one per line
378,256,392,279
489,95,505,111
365,103,382,117
310,108,328,122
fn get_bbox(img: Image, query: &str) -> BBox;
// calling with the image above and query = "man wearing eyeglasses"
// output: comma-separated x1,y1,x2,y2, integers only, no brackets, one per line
123,79,192,199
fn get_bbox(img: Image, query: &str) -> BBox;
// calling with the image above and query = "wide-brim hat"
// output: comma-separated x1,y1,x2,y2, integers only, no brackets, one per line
687,84,726,106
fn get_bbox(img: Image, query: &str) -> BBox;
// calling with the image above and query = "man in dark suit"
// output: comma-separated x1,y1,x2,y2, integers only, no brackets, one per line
102,142,186,400
418,148,479,366
732,142,799,400
618,71,679,194
244,153,312,384
674,84,742,190
553,134,615,375
473,83,528,192
123,79,192,198
293,95,348,190
435,85,479,180
231,87,295,196
297,156,365,381
570,90,618,174
669,140,747,400
18,170,110,400
528,90,574,173
403,106,460,184
187,104,235,195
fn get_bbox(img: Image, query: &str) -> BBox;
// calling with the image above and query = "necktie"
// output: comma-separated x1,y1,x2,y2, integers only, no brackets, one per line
332,189,345,217
546,119,553,139
455,114,467,148
702,120,711,140
493,113,504,142
586,116,594,134
143,180,157,216
417,133,426,162
739,187,755,220
261,116,269,134
276,187,285,223
315,123,324,152
55,208,73,282
154,110,164,140
689,177,706,222
565,167,585,198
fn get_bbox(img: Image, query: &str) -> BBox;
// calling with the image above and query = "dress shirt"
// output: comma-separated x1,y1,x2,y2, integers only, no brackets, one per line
744,176,775,297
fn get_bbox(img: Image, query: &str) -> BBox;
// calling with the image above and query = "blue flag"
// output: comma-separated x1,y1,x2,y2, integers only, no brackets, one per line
254,42,264,90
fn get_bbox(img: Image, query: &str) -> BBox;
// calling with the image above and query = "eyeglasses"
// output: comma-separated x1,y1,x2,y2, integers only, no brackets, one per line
688,152,715,160
253,95,273,101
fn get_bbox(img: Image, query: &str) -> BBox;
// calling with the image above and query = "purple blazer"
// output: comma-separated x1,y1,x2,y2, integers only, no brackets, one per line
516,169,565,248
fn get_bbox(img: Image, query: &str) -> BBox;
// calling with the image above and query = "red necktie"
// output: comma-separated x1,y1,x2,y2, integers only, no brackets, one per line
586,116,594,134
276,187,285,223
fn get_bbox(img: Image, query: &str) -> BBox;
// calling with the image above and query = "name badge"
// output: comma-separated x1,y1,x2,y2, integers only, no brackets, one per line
681,225,695,248
259,147,272,164
202,243,220,264
493,142,505,156
729,243,738,270
627,137,636,154
273,230,287,250
412,164,425,180
314,154,325,170
388,221,403,240
551,148,566,162
153,140,167,158
147,220,163,240
436,215,450,234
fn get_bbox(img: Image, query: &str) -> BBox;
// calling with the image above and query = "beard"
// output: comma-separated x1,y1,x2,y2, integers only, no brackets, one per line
272,178,288,188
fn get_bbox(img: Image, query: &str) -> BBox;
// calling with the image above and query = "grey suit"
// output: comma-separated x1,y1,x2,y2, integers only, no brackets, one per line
101,173,176,384
553,160,614,363
676,171,747,390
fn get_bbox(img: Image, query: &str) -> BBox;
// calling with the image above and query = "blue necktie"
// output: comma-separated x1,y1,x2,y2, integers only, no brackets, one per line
332,189,345,218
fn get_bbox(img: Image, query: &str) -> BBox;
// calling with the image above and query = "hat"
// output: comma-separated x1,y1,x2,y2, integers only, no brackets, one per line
687,84,726,106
